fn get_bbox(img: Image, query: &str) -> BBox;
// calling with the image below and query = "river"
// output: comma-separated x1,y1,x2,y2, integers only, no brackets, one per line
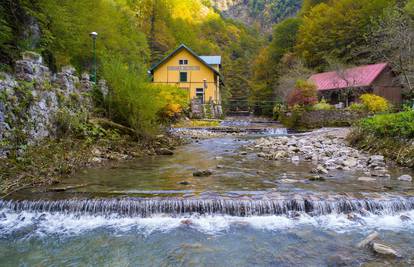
0,119,413,266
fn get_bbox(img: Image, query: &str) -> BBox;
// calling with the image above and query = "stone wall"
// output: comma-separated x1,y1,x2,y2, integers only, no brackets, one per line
282,109,368,129
0,52,105,157
190,98,223,119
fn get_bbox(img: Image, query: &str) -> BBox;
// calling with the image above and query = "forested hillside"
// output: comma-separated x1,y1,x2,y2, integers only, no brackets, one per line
250,0,414,113
0,0,263,131
210,0,302,31
2,0,413,120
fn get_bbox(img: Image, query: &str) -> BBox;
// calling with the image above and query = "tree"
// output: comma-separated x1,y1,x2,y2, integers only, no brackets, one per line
364,5,414,97
286,79,318,107
300,0,328,15
269,17,302,61
296,0,395,68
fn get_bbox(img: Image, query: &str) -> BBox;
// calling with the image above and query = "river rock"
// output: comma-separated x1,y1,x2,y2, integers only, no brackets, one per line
400,215,411,221
370,170,390,178
398,174,412,182
91,157,103,163
309,175,325,181
372,242,400,257
343,158,358,167
312,165,328,174
178,181,190,185
193,170,213,177
291,156,300,162
156,148,174,155
357,231,379,248
358,177,376,182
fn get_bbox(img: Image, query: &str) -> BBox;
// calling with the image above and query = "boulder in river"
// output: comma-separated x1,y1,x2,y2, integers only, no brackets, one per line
398,174,412,182
372,242,401,258
156,148,174,155
312,165,328,174
358,177,376,182
193,170,213,177
357,231,379,248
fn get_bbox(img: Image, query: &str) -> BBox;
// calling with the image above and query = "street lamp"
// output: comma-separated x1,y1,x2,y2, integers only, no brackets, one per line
90,31,98,83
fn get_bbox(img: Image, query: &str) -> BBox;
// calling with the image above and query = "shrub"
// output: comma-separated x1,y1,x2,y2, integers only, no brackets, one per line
272,103,286,120
312,98,333,110
359,94,390,113
358,110,414,139
102,57,187,137
286,79,318,107
348,103,366,111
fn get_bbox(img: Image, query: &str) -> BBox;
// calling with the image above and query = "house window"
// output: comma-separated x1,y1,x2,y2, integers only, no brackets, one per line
179,59,188,65
196,88,204,103
180,72,188,82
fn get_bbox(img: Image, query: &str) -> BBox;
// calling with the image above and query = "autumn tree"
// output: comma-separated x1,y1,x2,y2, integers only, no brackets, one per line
364,4,414,97
296,0,395,67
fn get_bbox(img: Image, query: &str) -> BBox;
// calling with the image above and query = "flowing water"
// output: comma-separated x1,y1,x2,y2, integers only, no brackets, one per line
1,119,414,266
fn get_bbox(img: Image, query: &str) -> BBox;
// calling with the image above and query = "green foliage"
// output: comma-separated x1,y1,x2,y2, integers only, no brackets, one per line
357,110,414,139
348,103,366,111
406,0,414,17
280,105,304,129
272,103,286,120
300,0,328,15
312,98,333,110
102,57,187,137
296,0,395,67
269,17,302,61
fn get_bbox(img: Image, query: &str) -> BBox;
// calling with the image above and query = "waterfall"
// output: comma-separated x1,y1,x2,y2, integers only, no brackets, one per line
2,194,414,218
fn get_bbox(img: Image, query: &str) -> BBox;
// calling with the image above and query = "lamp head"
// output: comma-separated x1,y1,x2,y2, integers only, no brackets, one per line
90,32,98,39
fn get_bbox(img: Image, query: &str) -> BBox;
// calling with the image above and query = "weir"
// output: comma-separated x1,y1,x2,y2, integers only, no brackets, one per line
2,194,414,218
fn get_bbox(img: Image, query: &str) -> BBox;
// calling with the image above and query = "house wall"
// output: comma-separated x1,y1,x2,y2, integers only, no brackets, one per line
152,49,220,104
372,68,402,105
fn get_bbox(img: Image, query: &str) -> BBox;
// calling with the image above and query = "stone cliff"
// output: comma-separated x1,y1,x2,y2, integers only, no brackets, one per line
0,52,106,157
210,0,302,32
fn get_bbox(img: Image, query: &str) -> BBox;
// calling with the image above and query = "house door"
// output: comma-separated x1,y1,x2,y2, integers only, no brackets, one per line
196,88,204,103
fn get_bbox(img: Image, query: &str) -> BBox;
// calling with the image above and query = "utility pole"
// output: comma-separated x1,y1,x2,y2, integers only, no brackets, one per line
90,32,98,83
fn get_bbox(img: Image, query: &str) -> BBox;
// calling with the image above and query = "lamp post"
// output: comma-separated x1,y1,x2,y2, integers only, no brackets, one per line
90,32,98,83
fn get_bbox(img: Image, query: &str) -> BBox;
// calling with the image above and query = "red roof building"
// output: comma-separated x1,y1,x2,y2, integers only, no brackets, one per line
309,63,402,105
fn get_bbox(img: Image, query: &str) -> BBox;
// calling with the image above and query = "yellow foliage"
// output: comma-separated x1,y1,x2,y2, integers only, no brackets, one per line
163,103,183,118
359,94,390,113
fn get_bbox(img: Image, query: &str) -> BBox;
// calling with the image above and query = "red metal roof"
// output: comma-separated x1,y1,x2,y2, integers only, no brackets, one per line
309,63,389,91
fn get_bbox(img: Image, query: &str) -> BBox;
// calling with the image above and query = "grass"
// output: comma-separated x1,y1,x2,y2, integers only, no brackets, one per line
173,119,221,128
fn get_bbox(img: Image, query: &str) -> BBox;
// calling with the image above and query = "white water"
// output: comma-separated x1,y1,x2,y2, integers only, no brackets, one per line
1,209,413,236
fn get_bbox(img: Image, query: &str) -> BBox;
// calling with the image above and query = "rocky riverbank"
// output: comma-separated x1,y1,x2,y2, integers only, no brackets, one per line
0,132,182,196
246,128,412,181
0,52,184,196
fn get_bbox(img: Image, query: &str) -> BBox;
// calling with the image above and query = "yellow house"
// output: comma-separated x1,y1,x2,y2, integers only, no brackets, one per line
150,44,222,104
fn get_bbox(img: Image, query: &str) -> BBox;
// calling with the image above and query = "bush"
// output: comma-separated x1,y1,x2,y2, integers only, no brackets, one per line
102,57,187,137
359,94,390,113
272,103,286,120
348,103,366,111
312,98,333,110
358,110,414,139
286,79,318,107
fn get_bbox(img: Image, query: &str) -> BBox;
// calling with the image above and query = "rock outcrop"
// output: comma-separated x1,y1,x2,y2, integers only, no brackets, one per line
0,52,106,157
